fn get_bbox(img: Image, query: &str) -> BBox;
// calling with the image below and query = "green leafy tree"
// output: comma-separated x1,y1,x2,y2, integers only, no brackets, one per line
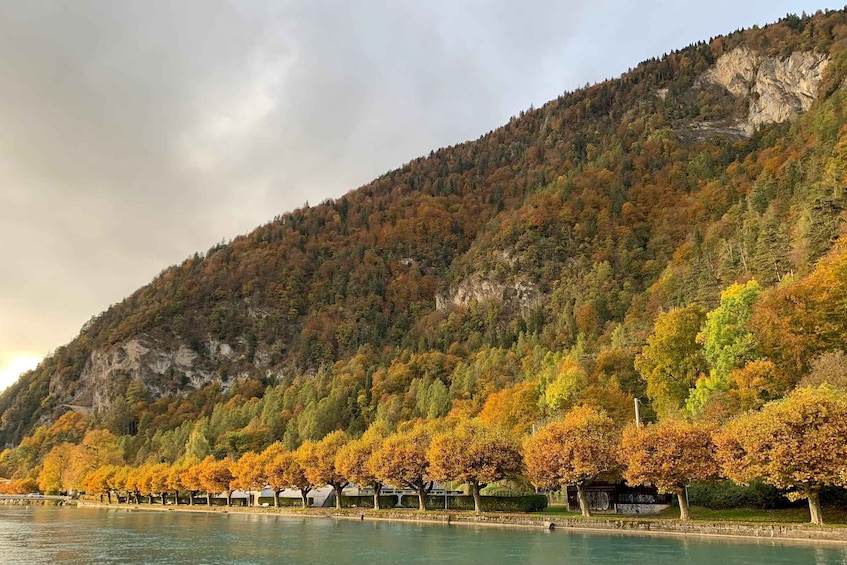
635,305,707,418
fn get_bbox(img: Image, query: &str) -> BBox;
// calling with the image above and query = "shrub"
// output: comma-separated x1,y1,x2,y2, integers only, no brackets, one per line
398,494,547,512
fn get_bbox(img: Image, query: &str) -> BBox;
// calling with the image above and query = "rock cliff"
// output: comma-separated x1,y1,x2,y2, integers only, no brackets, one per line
47,334,259,415
699,46,829,135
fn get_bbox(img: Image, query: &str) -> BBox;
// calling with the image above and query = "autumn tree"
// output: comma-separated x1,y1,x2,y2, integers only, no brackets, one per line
180,460,204,506
714,386,847,525
478,381,541,437
38,442,77,494
198,456,235,506
541,356,588,413
370,424,434,511
428,420,523,513
82,465,119,503
524,406,619,517
268,446,311,508
752,238,847,379
123,466,142,504
300,431,349,510
335,423,388,509
166,460,192,506
153,462,174,504
620,419,718,521
635,305,707,418
231,451,266,506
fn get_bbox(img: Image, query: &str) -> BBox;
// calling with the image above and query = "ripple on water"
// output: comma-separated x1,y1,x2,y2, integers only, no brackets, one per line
2,505,847,565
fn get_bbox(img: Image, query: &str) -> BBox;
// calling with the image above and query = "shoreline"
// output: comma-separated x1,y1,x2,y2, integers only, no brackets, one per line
75,500,847,545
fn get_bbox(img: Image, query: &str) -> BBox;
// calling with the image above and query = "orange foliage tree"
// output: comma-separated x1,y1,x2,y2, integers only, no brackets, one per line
335,424,388,509
370,424,434,511
198,456,235,506
427,420,523,513
524,406,619,517
714,386,847,525
620,419,718,520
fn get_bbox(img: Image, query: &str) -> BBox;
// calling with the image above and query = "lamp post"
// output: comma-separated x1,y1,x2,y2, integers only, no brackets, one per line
634,397,642,428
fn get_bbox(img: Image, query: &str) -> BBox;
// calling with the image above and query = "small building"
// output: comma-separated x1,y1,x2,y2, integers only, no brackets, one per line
565,483,672,514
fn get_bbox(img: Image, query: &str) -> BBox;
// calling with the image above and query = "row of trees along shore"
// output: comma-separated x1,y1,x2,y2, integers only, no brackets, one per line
20,385,842,524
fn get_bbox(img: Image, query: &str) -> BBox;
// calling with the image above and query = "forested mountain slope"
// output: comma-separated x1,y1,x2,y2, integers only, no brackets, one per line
3,10,847,471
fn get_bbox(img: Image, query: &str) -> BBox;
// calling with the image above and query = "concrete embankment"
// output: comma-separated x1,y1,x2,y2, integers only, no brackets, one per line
76,501,847,544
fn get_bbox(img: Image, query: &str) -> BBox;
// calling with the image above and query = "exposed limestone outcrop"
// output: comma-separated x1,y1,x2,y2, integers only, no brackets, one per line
47,335,245,414
436,273,540,316
698,46,829,135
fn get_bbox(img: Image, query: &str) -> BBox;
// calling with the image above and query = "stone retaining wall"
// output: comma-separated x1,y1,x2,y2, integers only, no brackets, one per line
77,502,847,544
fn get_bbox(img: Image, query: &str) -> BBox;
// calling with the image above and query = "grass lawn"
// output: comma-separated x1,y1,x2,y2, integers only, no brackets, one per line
540,503,847,525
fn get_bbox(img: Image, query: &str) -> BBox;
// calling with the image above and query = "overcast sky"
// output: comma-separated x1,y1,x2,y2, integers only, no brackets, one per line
0,0,842,390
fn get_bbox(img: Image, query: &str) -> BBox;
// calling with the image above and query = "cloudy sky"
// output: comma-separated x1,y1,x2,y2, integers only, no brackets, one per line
0,0,841,390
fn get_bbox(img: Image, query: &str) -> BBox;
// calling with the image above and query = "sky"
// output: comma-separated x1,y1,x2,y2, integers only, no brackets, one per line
0,0,843,391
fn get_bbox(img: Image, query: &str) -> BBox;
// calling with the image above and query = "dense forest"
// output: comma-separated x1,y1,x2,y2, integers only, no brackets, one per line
3,10,847,517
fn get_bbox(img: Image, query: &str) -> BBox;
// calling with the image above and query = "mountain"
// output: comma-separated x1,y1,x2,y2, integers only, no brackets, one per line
3,10,847,465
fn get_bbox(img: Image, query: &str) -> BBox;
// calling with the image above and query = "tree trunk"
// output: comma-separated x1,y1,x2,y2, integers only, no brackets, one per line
470,481,483,514
226,492,232,507
333,482,347,510
808,490,824,525
148,494,153,504
273,490,280,508
174,491,180,506
417,485,427,511
189,490,196,506
300,488,310,508
372,482,382,510
106,491,112,504
677,490,691,521
161,492,167,505
206,493,212,506
576,484,591,517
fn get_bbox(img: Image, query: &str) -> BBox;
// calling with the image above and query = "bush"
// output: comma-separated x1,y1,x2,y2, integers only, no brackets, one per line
687,480,790,509
397,494,547,512
256,496,313,507
340,495,397,509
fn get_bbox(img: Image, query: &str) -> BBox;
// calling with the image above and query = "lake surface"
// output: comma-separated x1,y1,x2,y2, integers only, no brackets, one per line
1,505,846,565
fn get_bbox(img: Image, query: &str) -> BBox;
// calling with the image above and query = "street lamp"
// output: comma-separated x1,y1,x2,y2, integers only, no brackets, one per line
634,397,642,428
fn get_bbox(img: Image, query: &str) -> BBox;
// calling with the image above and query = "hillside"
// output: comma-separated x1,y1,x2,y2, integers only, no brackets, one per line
3,10,847,471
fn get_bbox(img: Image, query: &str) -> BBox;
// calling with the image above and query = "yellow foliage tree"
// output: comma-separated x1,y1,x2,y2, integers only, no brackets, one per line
231,451,267,506
300,431,349,510
180,460,204,506
38,442,77,494
268,445,311,508
478,381,541,437
714,386,847,524
620,420,718,520
335,424,387,509
198,456,235,506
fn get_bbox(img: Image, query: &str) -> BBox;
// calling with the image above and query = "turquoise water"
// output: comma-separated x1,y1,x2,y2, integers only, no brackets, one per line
1,505,845,564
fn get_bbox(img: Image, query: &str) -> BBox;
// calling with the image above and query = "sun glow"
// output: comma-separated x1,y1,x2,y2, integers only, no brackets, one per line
0,353,42,392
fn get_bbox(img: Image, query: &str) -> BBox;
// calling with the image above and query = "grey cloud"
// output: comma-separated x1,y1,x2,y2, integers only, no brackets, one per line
0,0,841,379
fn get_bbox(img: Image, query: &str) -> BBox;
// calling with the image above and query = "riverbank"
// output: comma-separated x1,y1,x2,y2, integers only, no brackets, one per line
76,500,847,544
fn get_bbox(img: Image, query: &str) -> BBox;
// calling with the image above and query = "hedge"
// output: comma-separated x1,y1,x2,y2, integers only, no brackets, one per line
340,495,398,509
397,494,548,512
256,496,314,507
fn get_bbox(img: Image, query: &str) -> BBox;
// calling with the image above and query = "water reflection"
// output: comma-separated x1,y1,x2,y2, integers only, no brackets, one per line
0,505,845,565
